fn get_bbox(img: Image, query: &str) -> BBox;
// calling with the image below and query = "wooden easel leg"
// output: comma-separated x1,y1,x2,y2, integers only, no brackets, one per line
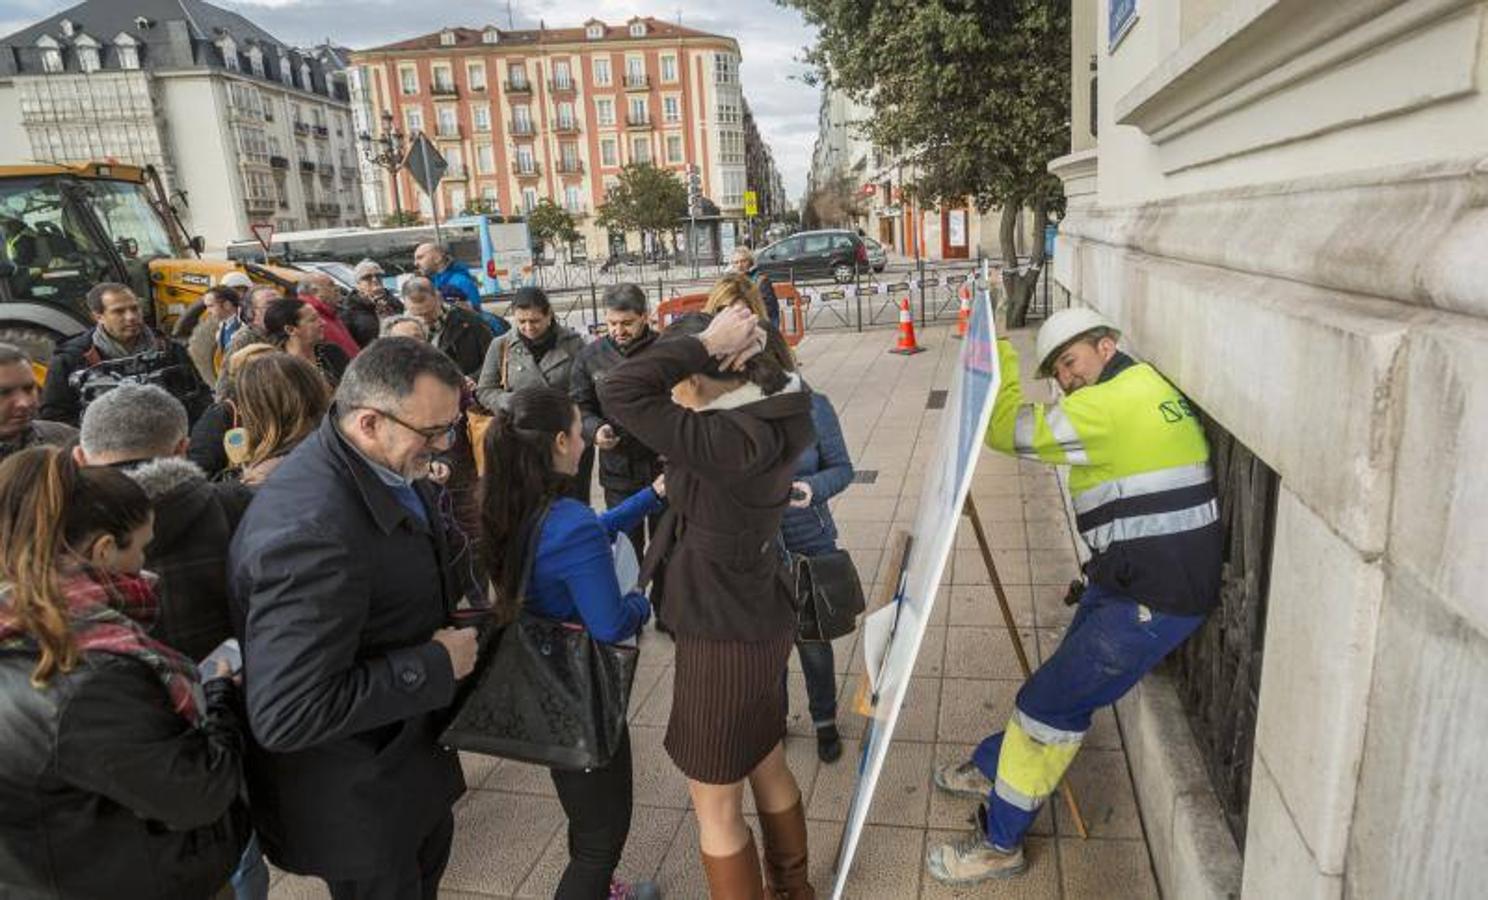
962,495,1090,840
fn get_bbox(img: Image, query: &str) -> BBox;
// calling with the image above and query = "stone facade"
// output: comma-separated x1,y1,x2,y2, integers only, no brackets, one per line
1051,2,1488,897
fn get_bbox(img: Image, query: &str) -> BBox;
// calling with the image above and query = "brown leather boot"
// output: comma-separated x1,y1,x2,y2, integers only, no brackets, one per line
758,798,815,899
702,832,766,899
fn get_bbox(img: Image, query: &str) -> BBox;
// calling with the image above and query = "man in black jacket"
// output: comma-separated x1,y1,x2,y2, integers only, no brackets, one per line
74,383,251,661
40,282,209,426
401,275,492,377
229,338,478,898
570,283,664,556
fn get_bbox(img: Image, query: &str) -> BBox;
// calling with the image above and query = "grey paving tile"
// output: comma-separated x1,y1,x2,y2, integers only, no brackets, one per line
459,751,501,790
1058,837,1160,899
1058,749,1145,840
835,823,927,899
1029,547,1081,585
628,724,692,810
945,625,1041,681
947,584,1035,628
267,873,328,899
443,791,565,895
626,665,667,722
515,803,685,897
937,678,1021,744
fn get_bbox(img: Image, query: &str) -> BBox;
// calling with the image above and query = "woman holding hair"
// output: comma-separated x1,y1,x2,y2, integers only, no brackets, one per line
262,297,350,387
600,285,818,898
0,447,247,898
231,353,331,487
478,385,663,900
476,286,592,500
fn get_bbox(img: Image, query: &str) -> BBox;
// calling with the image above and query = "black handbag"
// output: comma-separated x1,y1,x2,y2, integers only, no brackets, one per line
794,549,866,643
440,506,639,770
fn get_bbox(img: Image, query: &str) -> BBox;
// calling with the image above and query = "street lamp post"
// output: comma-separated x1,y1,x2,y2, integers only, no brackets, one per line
359,110,407,222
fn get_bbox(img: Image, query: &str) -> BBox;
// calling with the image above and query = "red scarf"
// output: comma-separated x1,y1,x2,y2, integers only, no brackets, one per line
0,570,204,724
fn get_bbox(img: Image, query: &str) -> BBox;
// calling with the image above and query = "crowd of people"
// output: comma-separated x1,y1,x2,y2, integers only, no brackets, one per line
0,242,1223,899
0,253,857,900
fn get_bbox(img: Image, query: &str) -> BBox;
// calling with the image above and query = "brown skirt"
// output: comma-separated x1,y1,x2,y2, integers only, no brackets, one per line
665,630,795,784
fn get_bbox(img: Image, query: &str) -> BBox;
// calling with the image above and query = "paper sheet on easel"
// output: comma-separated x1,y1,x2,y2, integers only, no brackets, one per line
861,605,895,693
613,533,639,594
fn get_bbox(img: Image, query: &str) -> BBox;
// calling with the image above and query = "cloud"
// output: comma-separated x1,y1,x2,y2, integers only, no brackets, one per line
10,0,823,198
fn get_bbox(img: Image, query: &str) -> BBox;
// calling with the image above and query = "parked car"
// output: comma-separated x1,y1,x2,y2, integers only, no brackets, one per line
863,237,888,273
752,229,869,284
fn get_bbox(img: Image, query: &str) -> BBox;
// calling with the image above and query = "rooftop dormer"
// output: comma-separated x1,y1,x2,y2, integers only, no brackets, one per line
584,19,605,41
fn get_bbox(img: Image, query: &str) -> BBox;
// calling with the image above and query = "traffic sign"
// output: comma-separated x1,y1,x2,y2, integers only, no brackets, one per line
250,222,274,254
404,133,448,198
743,190,758,217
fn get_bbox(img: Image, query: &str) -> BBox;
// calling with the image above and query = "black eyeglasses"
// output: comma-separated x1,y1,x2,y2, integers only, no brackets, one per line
362,407,460,447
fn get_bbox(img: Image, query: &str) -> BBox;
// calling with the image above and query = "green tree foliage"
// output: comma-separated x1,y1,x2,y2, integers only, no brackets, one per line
596,162,687,250
381,210,422,227
781,0,1070,324
524,198,580,260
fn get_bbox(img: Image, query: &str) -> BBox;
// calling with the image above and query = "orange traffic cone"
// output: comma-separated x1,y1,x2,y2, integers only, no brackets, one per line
889,297,924,355
953,283,972,339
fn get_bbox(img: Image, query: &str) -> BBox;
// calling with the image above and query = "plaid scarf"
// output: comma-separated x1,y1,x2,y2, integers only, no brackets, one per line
0,570,204,724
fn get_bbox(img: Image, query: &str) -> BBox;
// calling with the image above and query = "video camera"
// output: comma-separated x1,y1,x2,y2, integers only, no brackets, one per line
69,349,200,410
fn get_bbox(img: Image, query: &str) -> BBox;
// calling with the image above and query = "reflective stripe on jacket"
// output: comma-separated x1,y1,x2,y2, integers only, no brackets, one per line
984,340,1221,615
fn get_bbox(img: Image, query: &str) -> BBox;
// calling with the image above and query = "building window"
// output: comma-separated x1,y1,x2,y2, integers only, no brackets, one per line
440,30,456,47
78,43,100,74
482,185,499,208
600,138,618,167
595,97,615,126
436,107,458,136
432,65,454,93
513,104,532,131
450,186,466,213
666,133,683,163
472,105,491,132
405,108,424,133
468,62,486,91
117,38,139,70
247,46,264,77
593,57,611,86
661,55,678,83
522,187,539,212
300,62,313,90
218,36,238,70
515,146,535,172
40,46,62,73
399,66,418,95
631,135,651,164
476,143,494,174
628,97,647,125
557,101,575,128
564,185,584,212
713,52,737,84
507,62,528,90
663,95,680,123
586,22,605,40
625,56,645,87
629,20,647,37
561,143,579,169
483,28,500,44
553,60,572,89
279,54,292,85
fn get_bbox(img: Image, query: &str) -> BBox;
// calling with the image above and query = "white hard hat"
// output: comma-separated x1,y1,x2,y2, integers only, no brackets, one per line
1034,308,1120,376
219,270,253,289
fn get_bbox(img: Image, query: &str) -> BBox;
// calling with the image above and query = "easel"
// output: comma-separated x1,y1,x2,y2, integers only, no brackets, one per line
850,501,1089,839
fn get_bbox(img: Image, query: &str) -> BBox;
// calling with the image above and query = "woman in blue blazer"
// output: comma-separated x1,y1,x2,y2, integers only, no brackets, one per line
479,385,663,900
780,390,856,763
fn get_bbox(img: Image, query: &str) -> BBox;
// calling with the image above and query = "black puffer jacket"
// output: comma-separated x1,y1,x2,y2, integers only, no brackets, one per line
0,652,248,899
124,457,254,661
570,328,664,490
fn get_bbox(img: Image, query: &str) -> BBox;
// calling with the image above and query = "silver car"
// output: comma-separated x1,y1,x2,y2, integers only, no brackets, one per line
863,237,887,272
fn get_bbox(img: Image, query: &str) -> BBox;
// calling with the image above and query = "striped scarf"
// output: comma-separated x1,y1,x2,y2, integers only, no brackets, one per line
0,570,204,724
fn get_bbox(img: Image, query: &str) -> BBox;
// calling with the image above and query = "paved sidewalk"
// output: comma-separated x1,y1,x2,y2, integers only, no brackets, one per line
270,324,1159,899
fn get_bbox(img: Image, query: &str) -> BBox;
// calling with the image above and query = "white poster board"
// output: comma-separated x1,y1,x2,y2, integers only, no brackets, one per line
831,271,1001,898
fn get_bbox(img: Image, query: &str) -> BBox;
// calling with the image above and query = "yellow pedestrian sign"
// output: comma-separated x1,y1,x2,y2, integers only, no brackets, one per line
744,190,758,217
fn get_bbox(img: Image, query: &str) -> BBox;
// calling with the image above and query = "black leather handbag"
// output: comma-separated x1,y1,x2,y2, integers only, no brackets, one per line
794,549,866,643
440,507,639,770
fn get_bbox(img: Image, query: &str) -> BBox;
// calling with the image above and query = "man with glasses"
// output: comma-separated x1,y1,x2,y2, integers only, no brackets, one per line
229,337,479,898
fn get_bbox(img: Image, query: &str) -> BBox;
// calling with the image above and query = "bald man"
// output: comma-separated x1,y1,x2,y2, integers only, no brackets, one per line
414,242,482,310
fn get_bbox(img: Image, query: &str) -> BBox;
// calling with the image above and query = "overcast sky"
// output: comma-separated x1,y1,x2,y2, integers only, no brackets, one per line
0,0,822,199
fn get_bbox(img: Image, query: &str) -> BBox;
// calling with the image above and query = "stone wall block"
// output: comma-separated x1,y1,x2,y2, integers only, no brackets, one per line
1241,757,1341,899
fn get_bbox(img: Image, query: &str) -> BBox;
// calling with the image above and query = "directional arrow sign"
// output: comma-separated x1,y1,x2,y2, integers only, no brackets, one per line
403,133,448,198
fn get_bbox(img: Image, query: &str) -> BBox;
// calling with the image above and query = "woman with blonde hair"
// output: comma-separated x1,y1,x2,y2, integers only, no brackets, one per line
0,447,247,897
187,342,278,478
232,352,331,487
703,272,768,320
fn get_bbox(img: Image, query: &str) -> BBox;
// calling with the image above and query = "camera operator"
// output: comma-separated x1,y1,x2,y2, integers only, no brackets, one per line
40,282,209,427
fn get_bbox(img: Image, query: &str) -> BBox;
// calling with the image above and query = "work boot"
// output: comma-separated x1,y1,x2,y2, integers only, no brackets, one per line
932,760,992,800
702,833,765,900
815,724,842,764
925,805,1028,885
758,797,815,899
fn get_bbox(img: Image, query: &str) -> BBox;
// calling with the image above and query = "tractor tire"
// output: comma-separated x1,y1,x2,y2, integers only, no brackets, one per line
0,324,61,363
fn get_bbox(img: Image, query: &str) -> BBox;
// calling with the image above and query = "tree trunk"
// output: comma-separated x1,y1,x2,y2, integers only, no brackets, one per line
1001,197,1048,329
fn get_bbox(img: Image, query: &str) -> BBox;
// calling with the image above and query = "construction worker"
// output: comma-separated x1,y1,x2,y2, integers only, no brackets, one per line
925,308,1222,884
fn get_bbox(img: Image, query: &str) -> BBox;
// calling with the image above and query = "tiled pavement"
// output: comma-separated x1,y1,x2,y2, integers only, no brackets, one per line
269,324,1160,899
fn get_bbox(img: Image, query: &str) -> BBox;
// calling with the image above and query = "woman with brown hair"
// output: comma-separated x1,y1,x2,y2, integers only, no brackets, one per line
600,299,818,898
232,352,331,487
0,447,247,898
262,297,351,387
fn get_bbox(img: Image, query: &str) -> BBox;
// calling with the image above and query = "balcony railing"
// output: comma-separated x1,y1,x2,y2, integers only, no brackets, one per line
624,74,650,90
444,165,468,179
245,195,276,213
508,120,534,137
435,124,462,139
553,119,580,135
504,79,532,94
431,82,459,96
299,160,316,173
312,124,329,139
548,78,576,94
625,114,650,129
292,121,310,136
556,159,584,175
511,161,542,178
309,201,341,217
269,155,289,169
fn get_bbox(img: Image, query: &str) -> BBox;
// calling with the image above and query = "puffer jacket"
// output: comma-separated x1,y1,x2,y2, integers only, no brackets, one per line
569,328,663,490
780,391,855,556
0,649,248,899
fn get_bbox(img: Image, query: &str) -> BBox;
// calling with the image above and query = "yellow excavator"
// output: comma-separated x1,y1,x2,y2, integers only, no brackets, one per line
0,161,301,363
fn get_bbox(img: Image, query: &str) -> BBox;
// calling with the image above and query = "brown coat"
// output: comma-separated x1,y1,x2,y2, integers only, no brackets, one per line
600,336,815,642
